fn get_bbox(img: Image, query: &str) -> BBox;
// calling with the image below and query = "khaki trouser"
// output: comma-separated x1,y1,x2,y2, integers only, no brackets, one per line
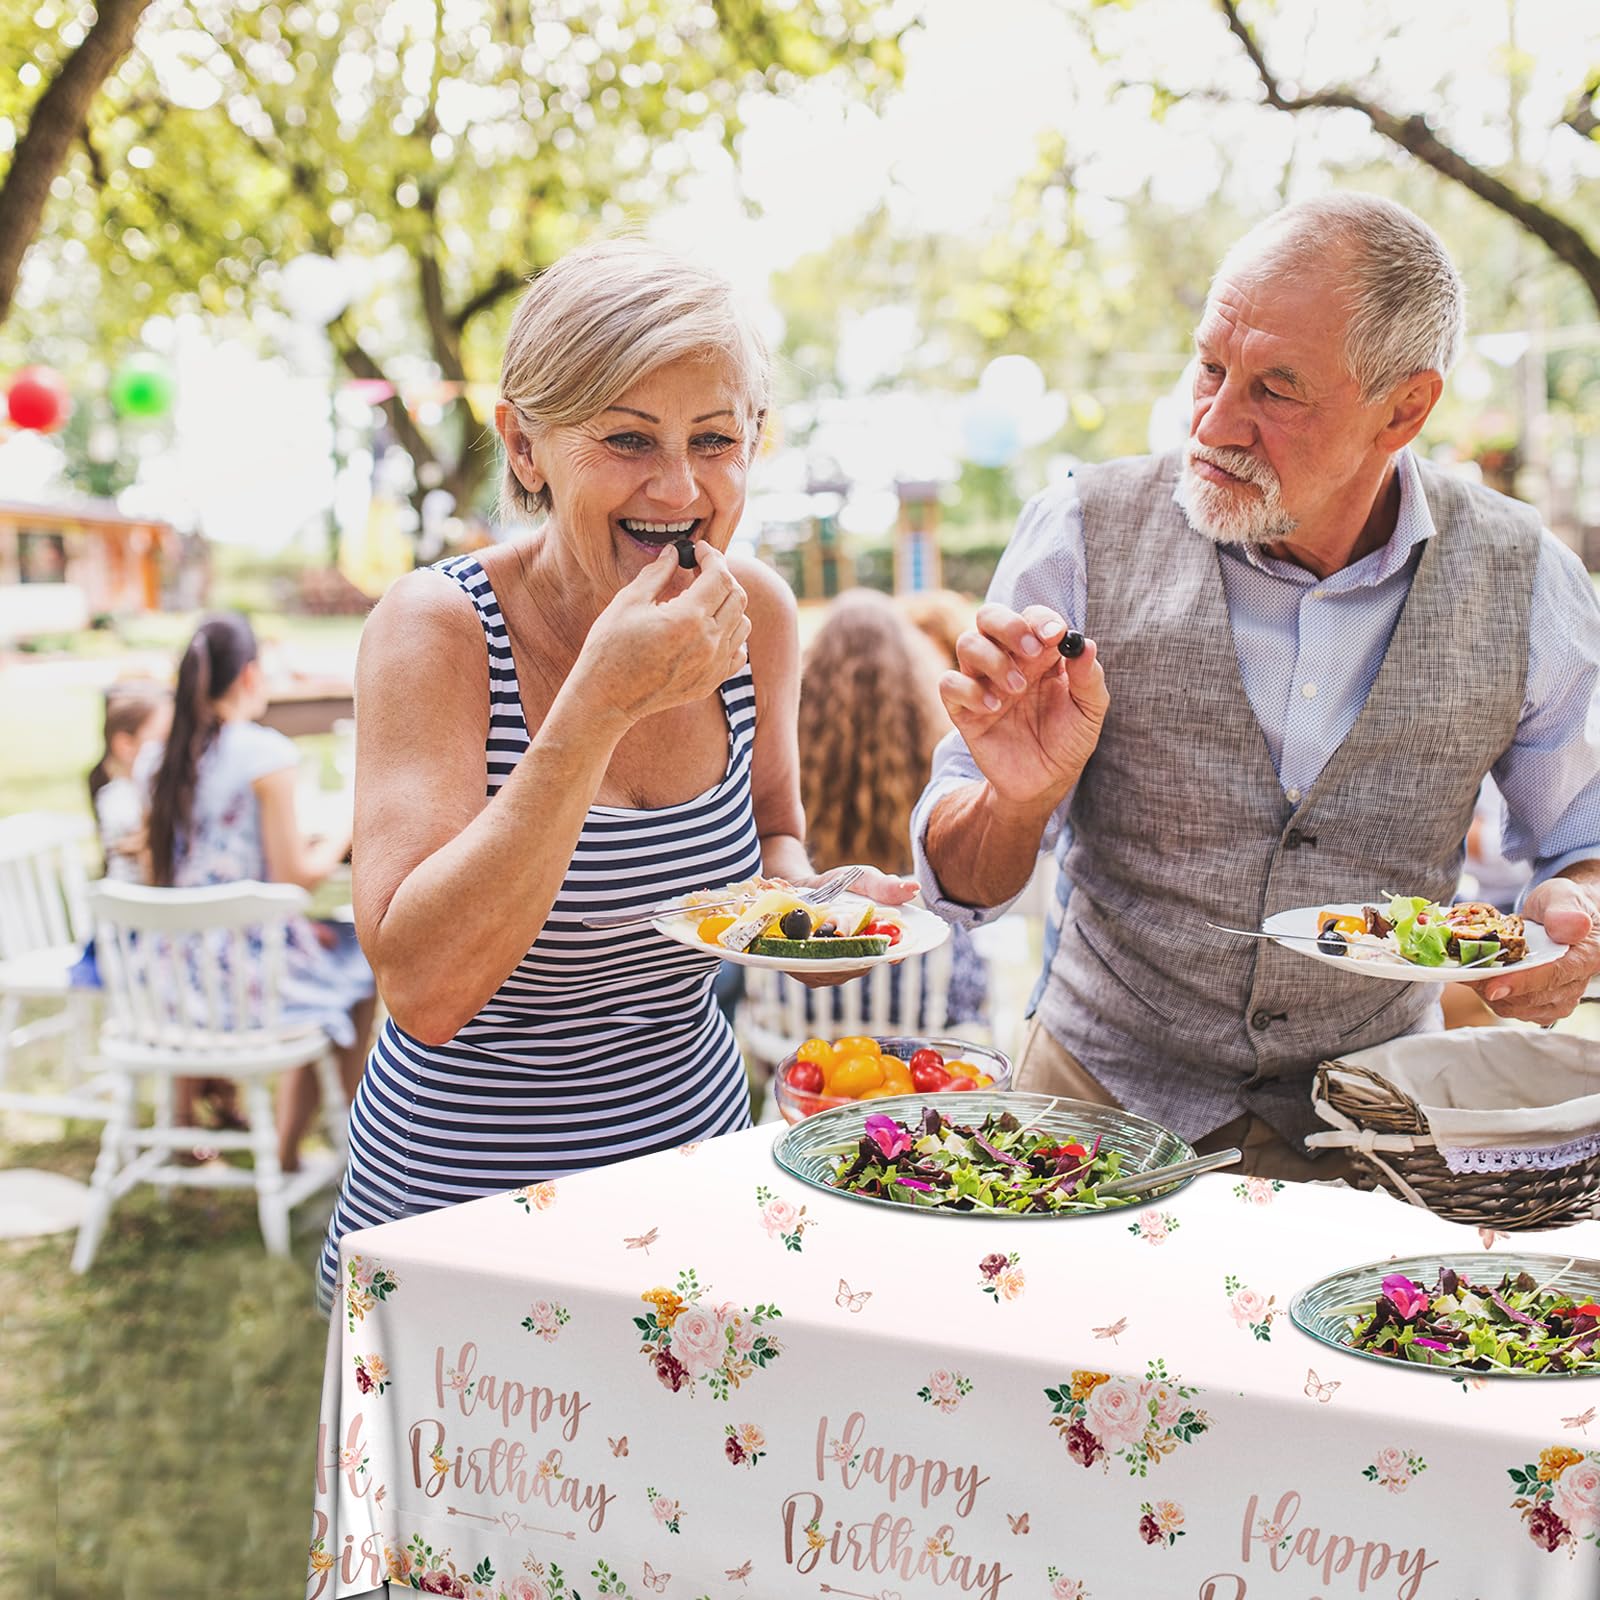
1014,1017,1365,1186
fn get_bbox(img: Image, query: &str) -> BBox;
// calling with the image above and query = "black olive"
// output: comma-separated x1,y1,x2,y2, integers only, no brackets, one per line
1317,928,1348,957
1058,629,1086,659
778,907,812,940
814,919,838,937
675,538,697,569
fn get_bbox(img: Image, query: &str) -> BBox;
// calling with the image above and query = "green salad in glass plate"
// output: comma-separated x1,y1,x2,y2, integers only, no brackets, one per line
1290,1252,1600,1379
771,1090,1196,1217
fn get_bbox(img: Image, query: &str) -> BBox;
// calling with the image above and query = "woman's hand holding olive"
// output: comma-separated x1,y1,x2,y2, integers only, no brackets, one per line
941,603,1109,812
574,543,750,727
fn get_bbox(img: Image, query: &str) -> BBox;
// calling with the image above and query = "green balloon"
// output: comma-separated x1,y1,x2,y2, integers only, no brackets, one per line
109,356,174,418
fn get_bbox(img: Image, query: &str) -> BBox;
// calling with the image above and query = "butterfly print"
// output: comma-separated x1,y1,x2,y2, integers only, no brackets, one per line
641,1560,670,1592
1093,1317,1128,1343
836,1278,872,1313
1006,1511,1030,1534
608,1435,629,1457
1564,1408,1596,1433
1304,1368,1341,1403
1478,1227,1507,1249
624,1227,660,1254
724,1560,753,1583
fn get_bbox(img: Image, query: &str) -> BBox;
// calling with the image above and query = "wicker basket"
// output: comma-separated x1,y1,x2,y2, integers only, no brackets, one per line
1312,1056,1600,1231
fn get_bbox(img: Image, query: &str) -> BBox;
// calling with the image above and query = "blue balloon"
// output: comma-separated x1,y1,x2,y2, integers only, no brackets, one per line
962,403,1021,468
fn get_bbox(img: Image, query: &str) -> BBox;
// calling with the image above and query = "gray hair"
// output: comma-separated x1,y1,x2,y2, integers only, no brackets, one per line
498,238,771,521
1216,193,1465,402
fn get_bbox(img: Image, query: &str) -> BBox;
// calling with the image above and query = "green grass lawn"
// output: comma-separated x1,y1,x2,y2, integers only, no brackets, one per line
0,1115,333,1599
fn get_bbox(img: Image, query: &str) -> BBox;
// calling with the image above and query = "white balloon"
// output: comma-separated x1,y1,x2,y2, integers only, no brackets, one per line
280,254,350,325
978,354,1046,411
837,488,902,538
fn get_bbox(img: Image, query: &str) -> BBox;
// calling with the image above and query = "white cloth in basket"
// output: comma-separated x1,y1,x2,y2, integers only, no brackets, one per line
1316,1031,1600,1174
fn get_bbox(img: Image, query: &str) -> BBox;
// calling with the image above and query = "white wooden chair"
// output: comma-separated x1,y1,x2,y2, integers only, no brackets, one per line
70,879,349,1273
0,811,110,1121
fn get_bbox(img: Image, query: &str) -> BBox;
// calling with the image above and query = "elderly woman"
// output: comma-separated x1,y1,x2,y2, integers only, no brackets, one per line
317,240,912,1307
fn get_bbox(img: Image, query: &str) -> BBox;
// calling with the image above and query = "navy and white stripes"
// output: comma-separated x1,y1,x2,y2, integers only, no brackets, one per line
318,555,760,1306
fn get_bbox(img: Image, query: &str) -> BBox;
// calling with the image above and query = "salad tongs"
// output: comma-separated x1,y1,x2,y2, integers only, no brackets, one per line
1095,1147,1244,1198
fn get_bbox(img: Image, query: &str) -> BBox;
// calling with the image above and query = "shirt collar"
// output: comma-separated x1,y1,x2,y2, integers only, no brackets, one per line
1200,448,1436,590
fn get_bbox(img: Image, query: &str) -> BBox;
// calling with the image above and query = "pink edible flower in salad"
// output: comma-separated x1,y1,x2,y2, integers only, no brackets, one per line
1381,1273,1431,1321
864,1114,912,1161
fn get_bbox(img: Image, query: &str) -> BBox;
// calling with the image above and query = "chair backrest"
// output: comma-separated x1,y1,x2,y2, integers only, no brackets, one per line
739,937,958,1067
0,811,93,958
89,879,312,1050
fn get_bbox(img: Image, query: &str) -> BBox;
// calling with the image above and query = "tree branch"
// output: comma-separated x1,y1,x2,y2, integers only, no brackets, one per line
1215,0,1600,317
0,0,156,324
1562,74,1599,140
451,266,524,333
331,327,438,473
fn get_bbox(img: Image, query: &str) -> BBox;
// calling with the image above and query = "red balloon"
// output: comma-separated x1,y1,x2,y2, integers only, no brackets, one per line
7,366,71,432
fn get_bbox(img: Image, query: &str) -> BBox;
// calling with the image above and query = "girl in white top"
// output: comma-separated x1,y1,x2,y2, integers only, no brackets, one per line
142,613,375,1170
86,683,171,883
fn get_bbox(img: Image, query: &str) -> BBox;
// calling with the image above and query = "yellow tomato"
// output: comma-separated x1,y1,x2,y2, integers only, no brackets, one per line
945,1059,980,1080
880,1065,914,1094
697,914,736,944
828,1055,886,1098
795,1037,832,1066
972,1073,995,1088
834,1035,881,1059
1318,913,1365,937
858,1085,902,1100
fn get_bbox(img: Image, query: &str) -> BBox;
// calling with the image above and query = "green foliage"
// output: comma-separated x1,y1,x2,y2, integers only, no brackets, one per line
3,0,909,509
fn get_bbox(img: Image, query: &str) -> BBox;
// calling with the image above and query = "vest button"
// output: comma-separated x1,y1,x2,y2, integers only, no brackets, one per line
1250,1008,1274,1032
1284,828,1303,849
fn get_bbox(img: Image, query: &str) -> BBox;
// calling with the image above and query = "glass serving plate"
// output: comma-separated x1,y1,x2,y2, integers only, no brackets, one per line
1289,1250,1600,1380
771,1090,1197,1218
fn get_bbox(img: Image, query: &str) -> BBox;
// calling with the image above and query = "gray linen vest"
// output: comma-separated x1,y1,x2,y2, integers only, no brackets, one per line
1032,452,1542,1147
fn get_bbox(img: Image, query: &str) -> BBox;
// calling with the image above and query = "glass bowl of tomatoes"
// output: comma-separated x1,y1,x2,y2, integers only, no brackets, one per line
770,1035,1012,1125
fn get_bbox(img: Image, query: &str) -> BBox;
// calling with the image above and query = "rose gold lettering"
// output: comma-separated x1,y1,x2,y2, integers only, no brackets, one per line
1200,1578,1248,1600
340,1531,383,1587
409,1417,446,1497
308,1509,331,1600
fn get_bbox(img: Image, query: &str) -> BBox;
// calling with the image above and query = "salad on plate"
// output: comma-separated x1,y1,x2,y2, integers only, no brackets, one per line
827,1106,1143,1215
1316,893,1527,970
1340,1264,1600,1377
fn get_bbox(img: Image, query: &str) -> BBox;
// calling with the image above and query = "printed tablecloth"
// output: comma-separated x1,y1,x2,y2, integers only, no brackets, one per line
309,1123,1600,1600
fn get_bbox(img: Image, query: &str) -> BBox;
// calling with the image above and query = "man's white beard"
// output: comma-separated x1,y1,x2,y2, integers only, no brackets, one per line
1176,446,1299,546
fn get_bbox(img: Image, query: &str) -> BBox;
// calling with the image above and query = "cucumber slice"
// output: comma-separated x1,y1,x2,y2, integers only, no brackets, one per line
748,935,891,960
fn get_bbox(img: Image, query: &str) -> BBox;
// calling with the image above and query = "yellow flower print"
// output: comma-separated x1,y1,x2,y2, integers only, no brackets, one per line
309,1545,335,1574
1070,1371,1110,1400
1539,1445,1584,1481
805,1517,826,1552
641,1288,685,1326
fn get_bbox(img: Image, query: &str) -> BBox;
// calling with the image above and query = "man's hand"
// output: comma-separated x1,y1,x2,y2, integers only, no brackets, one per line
941,604,1110,812
1481,876,1600,1025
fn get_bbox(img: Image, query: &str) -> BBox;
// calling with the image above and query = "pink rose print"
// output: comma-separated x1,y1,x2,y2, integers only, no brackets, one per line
1554,1460,1600,1535
1129,1211,1177,1245
1084,1377,1147,1450
917,1369,973,1413
647,1486,683,1534
978,1251,1024,1302
1146,1382,1186,1431
671,1305,725,1376
1364,1445,1426,1493
520,1298,571,1344
754,1185,814,1251
1230,1287,1268,1327
1046,1569,1088,1598
761,1197,797,1237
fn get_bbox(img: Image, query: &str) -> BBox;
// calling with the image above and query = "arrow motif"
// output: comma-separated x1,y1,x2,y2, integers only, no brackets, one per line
819,1588,903,1599
445,1508,574,1540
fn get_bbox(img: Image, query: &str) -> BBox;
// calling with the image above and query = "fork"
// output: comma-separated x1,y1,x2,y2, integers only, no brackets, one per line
1205,922,1505,970
581,864,866,932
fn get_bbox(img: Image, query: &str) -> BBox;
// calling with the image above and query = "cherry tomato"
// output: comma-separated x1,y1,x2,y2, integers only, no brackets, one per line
863,920,902,946
787,1059,824,1095
943,1076,976,1092
945,1059,980,1080
795,1037,832,1066
910,1061,952,1093
972,1074,995,1088
908,1046,945,1075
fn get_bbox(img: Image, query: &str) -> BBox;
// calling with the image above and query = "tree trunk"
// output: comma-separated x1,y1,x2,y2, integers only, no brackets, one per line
0,0,156,326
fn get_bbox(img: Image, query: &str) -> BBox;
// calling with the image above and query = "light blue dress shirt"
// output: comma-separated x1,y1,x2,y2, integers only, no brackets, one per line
912,451,1600,969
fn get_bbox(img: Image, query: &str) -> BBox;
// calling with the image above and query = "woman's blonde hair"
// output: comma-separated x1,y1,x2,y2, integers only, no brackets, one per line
498,238,772,521
798,589,949,877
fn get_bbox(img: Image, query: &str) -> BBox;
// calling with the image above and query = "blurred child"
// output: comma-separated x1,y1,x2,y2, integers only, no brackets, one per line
87,682,171,882
143,612,376,1169
796,588,989,1030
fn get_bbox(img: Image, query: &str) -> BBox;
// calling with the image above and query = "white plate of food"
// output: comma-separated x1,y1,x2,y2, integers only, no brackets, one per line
654,883,950,974
1261,896,1566,985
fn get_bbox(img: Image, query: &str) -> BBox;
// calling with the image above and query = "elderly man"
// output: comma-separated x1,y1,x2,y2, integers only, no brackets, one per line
913,193,1600,1180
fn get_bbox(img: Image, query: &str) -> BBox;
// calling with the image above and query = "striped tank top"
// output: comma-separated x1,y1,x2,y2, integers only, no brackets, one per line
317,555,760,1307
